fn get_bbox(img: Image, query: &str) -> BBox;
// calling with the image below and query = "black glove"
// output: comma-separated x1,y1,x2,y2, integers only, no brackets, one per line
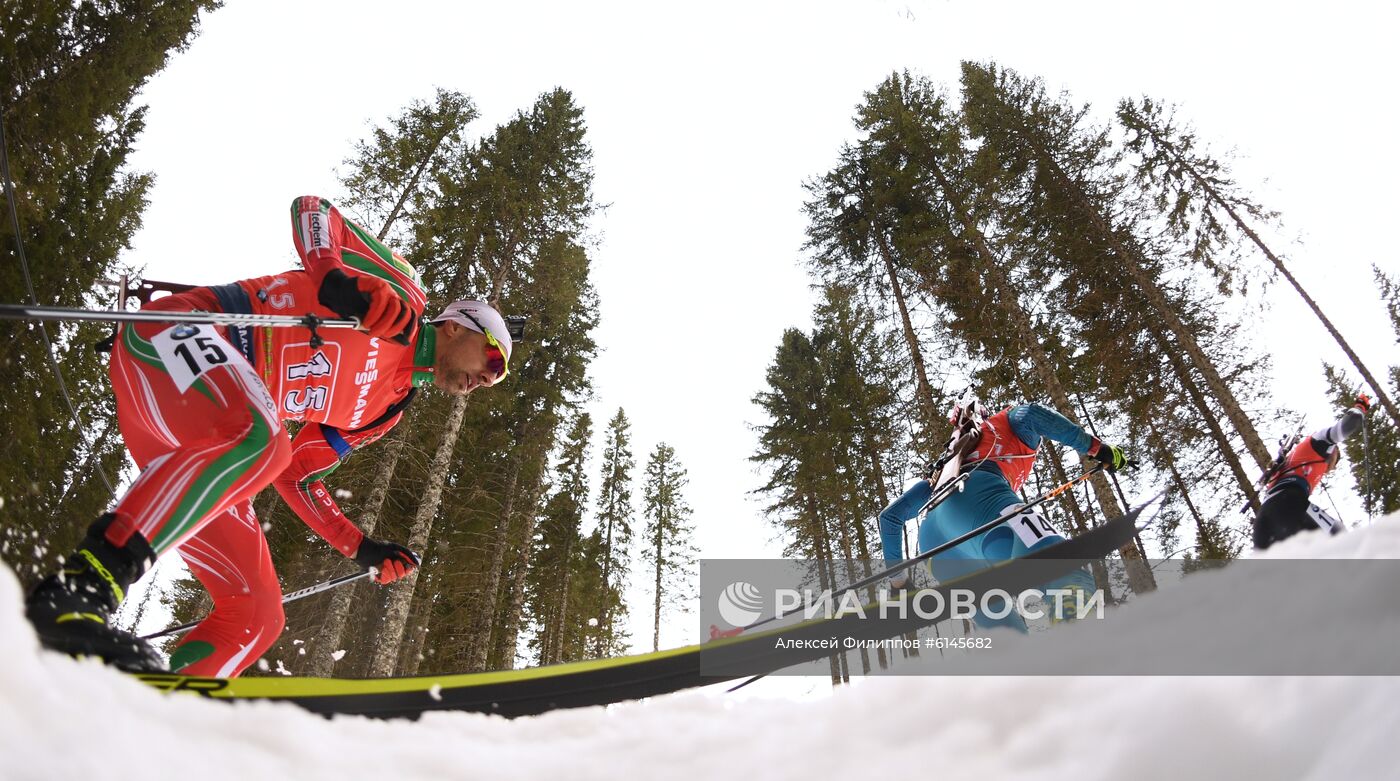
354,537,420,584
1089,439,1134,473
317,268,416,345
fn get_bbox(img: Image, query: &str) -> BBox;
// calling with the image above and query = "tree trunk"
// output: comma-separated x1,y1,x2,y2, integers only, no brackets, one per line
305,426,411,676
551,532,575,664
832,497,872,676
376,125,457,241
1166,452,1209,549
873,231,940,433
925,165,1153,592
595,508,615,657
1031,143,1271,469
1161,346,1262,511
1141,123,1400,426
397,574,434,676
496,479,549,668
1043,451,1115,598
652,513,664,652
367,394,469,677
465,462,520,671
802,495,841,684
1146,415,1231,559
1073,394,1153,561
858,446,891,669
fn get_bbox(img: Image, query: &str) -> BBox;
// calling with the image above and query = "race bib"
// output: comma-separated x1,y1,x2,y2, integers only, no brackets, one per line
152,324,233,392
1003,505,1060,548
150,325,278,427
1305,503,1342,533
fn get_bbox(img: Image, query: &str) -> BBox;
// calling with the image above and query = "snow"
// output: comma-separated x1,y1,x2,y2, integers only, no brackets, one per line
4,520,1400,780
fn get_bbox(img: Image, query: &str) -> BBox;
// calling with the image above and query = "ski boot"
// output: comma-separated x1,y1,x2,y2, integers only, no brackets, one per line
1047,582,1094,625
24,514,166,672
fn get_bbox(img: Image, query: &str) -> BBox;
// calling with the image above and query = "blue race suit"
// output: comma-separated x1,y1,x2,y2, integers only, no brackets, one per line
878,403,1099,632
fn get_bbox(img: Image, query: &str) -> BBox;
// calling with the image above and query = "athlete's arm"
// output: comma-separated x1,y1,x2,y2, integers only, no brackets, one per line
288,195,428,341
1006,403,1096,453
271,416,404,557
1308,404,1366,455
288,195,427,308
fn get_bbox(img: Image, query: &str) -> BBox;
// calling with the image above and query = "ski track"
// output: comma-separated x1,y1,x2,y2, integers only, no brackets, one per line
3,517,1399,781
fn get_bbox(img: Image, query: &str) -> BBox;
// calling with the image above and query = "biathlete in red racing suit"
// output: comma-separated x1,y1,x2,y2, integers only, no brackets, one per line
25,196,515,676
1253,394,1371,550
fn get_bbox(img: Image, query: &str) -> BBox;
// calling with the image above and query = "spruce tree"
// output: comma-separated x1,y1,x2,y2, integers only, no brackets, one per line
366,88,597,676
752,328,838,559
527,412,591,665
639,442,696,652
592,408,634,656
1119,97,1399,425
487,238,599,669
803,83,945,445
959,61,1272,475
1320,266,1400,516
0,0,221,583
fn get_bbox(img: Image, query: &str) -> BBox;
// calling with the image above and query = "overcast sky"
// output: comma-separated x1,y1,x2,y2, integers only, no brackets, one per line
121,0,1399,653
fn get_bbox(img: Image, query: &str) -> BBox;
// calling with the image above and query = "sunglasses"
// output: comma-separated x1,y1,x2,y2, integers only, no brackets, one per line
456,310,509,382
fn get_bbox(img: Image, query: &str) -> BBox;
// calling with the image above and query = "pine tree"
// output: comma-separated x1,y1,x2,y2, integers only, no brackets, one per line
0,0,221,583
639,442,696,652
527,413,591,665
591,408,634,656
1119,97,1399,426
959,61,1272,477
250,89,481,677
752,328,837,558
366,88,597,677
1320,266,1400,516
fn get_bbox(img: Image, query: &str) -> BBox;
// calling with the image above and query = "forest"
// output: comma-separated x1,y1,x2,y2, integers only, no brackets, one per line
2,2,1396,679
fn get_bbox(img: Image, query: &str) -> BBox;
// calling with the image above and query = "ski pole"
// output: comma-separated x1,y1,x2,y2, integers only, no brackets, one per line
0,303,361,332
141,570,373,641
737,464,1105,637
1363,405,1374,526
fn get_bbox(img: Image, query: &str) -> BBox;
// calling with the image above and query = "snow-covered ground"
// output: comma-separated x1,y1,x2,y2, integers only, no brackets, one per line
4,519,1398,781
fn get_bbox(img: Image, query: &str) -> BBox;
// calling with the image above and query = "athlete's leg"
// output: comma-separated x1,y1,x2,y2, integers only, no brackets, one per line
998,511,1096,624
27,310,290,667
1254,483,1312,550
919,470,1097,630
104,318,290,555
168,500,284,677
919,471,1029,632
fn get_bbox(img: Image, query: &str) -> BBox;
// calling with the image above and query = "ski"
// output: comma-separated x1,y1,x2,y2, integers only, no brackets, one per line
128,503,1147,720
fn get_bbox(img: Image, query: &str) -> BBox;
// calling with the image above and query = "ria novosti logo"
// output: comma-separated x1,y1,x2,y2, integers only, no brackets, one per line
711,577,1107,633
716,581,764,627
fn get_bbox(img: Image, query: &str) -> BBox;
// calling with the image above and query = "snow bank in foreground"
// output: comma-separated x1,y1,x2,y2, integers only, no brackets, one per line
3,519,1398,781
